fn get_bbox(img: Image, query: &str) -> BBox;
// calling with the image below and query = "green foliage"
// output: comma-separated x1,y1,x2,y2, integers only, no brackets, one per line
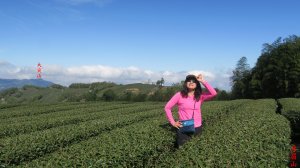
148,86,180,101
22,85,42,90
156,77,165,87
118,91,147,102
279,98,300,148
279,98,300,127
69,83,90,88
81,91,97,101
0,88,19,97
69,82,116,90
151,99,291,167
118,90,133,101
102,89,116,101
0,102,159,138
0,100,293,167
90,82,116,90
32,94,43,101
0,102,163,166
49,84,65,89
60,91,82,102
232,35,300,99
2,81,218,104
132,93,147,102
231,56,251,99
215,90,231,100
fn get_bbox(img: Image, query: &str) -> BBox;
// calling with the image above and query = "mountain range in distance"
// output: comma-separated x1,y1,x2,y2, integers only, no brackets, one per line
0,79,54,91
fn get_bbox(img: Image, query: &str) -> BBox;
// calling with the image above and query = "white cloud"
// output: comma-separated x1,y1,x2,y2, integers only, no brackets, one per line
0,61,34,79
187,70,216,81
0,61,232,90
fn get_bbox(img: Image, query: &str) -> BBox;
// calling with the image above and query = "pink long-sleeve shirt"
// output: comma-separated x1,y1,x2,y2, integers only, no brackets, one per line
164,81,217,128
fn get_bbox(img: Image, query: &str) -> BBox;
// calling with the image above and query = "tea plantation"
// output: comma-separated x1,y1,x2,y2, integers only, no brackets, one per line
0,99,298,167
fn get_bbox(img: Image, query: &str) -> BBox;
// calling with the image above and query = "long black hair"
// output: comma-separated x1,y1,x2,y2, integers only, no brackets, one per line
180,75,202,102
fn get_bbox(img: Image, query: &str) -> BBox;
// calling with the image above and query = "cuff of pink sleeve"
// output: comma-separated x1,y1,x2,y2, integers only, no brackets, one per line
201,81,208,85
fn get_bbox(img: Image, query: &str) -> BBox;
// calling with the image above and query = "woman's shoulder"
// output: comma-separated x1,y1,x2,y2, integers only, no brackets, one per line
175,91,182,96
172,91,182,98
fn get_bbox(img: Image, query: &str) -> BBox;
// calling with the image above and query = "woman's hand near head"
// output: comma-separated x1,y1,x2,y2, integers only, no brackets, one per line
173,121,182,129
197,74,206,83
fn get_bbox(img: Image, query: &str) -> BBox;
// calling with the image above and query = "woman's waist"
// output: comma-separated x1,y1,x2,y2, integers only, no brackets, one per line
178,114,202,121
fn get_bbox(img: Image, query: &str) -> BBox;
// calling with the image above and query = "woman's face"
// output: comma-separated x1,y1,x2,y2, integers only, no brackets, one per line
186,79,197,90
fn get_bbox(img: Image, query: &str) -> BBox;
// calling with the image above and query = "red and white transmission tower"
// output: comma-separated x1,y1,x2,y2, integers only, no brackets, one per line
37,63,42,79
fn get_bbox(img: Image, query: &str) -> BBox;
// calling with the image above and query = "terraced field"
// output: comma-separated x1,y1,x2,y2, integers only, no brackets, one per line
0,99,295,167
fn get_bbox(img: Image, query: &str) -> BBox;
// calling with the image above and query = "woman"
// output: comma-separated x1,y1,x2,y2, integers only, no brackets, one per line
164,74,217,148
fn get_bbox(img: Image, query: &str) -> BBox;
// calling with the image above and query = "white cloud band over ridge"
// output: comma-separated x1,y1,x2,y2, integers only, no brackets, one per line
0,60,232,91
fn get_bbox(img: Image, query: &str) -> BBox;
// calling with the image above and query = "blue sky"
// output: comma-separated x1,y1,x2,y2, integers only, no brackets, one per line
1,0,300,90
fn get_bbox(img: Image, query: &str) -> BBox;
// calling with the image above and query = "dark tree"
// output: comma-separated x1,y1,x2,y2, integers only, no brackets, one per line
230,56,251,99
102,89,116,101
236,35,300,99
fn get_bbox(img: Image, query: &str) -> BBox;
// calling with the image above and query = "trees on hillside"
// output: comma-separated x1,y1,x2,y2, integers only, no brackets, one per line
102,89,116,101
252,35,300,98
230,57,251,99
231,35,300,99
156,78,165,87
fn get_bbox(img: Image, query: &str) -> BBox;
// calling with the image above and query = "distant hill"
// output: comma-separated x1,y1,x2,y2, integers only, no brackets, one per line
0,79,54,91
0,81,167,105
0,80,225,105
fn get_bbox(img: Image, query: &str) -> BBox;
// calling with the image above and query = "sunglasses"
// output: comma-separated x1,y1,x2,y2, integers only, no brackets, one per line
186,79,196,83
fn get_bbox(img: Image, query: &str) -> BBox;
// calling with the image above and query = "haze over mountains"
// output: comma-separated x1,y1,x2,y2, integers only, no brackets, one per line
0,79,54,91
